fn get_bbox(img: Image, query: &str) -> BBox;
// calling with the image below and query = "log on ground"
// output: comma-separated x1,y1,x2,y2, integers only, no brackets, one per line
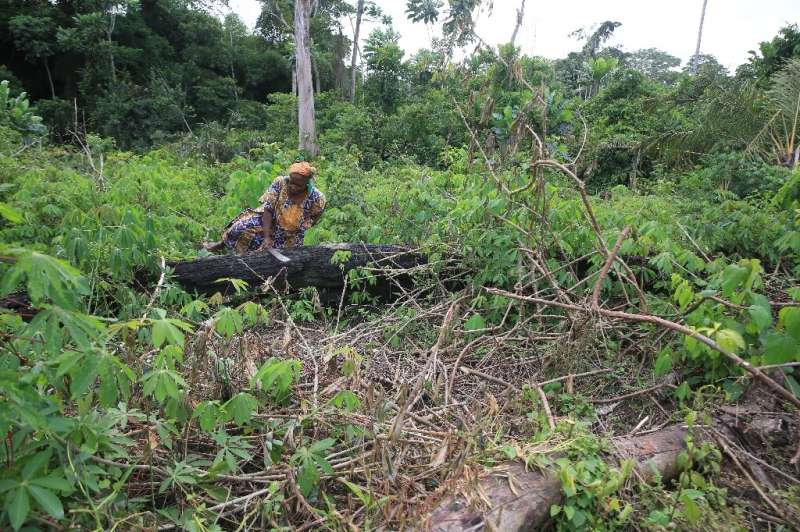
170,244,426,295
426,414,794,531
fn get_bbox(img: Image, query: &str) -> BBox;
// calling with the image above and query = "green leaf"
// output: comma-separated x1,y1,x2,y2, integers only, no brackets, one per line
194,401,220,432
762,333,799,365
28,485,63,519
70,354,100,398
654,349,673,377
151,317,190,348
721,264,749,297
779,307,800,342
214,307,244,338
340,479,370,506
297,461,319,497
559,466,576,497
0,202,22,224
564,504,575,520
786,375,800,398
253,358,301,404
748,304,772,332
682,495,701,523
680,489,704,500
464,313,486,332
0,250,89,310
224,393,257,426
330,390,361,412
648,509,670,526
8,487,30,530
30,475,71,492
22,449,52,480
550,504,561,517
674,381,690,401
715,329,745,354
309,438,335,455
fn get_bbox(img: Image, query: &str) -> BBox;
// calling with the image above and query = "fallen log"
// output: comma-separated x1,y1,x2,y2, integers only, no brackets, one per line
426,414,795,531
170,244,426,296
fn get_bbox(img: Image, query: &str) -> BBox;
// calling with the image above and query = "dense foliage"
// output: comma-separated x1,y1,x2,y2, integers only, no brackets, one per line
2,2,800,529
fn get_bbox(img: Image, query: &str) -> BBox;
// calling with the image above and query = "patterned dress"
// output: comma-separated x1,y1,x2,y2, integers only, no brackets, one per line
221,176,326,254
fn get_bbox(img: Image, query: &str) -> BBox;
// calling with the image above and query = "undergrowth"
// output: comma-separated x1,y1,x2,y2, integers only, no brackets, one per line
1,75,800,530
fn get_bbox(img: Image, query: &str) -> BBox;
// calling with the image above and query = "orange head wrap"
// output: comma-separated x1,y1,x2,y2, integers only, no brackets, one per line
288,162,316,178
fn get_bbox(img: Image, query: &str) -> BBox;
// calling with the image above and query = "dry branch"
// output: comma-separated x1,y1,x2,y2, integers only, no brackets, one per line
484,287,800,410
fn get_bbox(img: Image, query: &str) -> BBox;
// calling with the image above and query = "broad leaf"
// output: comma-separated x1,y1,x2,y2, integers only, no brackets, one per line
779,307,800,342
762,333,799,365
0,250,89,310
747,304,772,332
8,487,30,530
715,329,745,354
464,313,486,332
224,393,257,426
28,485,63,519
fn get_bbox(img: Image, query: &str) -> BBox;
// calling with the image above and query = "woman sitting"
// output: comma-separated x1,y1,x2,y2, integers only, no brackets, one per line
205,162,326,254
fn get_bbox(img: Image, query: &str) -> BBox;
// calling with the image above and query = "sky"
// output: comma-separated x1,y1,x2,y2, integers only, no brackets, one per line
226,0,799,71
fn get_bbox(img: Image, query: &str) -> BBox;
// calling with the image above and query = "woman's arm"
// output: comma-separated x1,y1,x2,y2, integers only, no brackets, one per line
260,210,274,248
305,194,326,229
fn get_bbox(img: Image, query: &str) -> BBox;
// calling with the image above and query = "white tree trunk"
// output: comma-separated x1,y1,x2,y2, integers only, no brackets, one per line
43,57,55,98
509,0,526,46
295,0,319,156
693,0,709,72
312,44,321,94
349,0,365,103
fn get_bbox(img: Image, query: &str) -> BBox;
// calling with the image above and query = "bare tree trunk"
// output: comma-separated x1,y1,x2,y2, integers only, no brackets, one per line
291,62,297,96
295,0,319,156
692,0,709,72
334,30,347,96
43,57,55,98
228,27,239,102
107,13,117,83
349,0,365,103
311,43,321,94
509,0,526,46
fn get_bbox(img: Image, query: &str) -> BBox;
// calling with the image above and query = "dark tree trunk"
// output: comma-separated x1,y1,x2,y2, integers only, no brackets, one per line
170,244,425,296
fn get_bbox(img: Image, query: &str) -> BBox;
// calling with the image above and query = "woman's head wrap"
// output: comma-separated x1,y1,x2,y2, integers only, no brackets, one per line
288,162,316,178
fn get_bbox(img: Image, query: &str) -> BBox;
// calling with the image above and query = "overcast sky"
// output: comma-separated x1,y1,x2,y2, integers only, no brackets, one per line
227,0,798,71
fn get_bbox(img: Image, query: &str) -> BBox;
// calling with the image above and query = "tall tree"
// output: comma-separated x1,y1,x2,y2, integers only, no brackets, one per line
693,0,709,73
295,0,319,156
8,15,57,98
349,0,365,102
509,0,526,46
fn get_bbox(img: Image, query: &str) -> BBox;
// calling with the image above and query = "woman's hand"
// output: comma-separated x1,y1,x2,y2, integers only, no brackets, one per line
257,237,274,252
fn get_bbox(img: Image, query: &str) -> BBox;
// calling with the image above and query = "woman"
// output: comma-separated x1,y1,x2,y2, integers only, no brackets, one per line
205,162,326,254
